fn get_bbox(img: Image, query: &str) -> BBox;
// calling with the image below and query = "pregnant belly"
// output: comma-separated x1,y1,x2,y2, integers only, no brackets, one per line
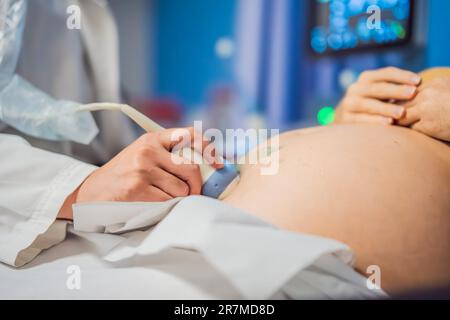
223,124,450,293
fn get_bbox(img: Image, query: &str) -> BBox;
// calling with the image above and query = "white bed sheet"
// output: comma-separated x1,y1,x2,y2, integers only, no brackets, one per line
0,196,386,300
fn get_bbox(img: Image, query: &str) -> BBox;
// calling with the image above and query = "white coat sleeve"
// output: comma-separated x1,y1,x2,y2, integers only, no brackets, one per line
0,134,97,267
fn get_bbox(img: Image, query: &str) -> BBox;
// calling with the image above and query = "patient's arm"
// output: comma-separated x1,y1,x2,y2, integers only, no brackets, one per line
223,124,450,294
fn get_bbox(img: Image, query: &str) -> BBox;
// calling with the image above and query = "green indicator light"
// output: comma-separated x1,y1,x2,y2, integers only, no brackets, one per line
392,23,406,39
317,106,335,126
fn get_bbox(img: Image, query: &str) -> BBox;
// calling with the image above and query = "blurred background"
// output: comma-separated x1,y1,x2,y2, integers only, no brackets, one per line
110,0,450,133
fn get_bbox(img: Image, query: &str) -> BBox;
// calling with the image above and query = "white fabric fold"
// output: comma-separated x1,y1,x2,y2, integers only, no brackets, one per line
73,198,181,234
73,196,384,299
0,133,97,267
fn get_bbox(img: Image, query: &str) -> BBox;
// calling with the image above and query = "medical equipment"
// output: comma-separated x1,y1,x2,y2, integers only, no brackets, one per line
77,103,240,199
0,0,99,144
310,0,414,55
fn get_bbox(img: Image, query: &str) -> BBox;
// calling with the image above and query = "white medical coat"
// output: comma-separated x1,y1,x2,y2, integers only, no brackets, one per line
0,133,97,267
0,0,137,267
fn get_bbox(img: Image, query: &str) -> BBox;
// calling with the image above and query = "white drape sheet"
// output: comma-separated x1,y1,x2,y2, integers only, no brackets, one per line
0,196,386,299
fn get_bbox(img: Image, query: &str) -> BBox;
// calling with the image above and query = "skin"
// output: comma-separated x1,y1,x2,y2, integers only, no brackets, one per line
223,69,450,294
335,67,450,143
335,66,422,125
58,127,223,220
223,124,450,294
398,75,450,142
57,68,450,294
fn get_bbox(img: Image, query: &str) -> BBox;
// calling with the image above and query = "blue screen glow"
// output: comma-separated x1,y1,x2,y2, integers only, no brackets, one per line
310,0,413,55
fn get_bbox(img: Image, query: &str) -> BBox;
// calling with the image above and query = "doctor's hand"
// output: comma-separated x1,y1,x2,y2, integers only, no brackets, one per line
334,67,422,124
57,128,223,220
397,76,450,142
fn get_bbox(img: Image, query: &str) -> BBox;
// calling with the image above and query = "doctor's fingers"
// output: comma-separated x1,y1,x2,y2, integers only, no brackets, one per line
156,128,224,169
147,167,190,198
358,67,422,85
349,98,406,119
156,151,203,196
348,82,417,101
140,186,173,202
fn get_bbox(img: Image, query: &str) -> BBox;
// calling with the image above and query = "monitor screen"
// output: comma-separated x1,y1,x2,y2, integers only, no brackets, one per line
309,0,414,55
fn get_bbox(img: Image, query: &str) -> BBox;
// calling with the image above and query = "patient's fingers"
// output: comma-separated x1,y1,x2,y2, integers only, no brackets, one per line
359,67,422,85
345,113,394,125
355,99,406,119
148,167,190,198
350,82,417,101
410,120,429,136
397,107,421,127
399,98,414,110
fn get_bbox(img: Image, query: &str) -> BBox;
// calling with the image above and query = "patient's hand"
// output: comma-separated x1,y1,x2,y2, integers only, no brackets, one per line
398,76,450,142
57,128,223,220
335,67,421,124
